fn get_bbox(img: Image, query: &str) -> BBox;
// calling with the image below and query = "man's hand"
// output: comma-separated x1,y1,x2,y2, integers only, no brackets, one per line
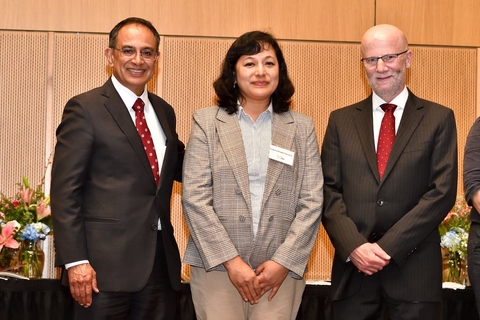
349,243,391,275
471,190,480,214
255,260,289,301
67,263,99,307
223,256,261,304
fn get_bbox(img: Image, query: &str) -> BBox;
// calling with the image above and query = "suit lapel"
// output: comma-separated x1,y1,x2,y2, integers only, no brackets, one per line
353,97,379,180
149,93,174,190
216,110,296,211
216,109,252,211
102,80,156,186
262,111,295,207
382,93,424,180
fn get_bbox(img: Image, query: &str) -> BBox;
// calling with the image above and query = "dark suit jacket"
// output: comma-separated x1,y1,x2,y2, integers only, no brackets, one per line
464,117,480,222
51,78,184,292
321,89,457,301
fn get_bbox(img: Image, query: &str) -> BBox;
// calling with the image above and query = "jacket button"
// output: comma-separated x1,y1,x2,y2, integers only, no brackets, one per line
239,215,246,222
269,215,274,222
377,199,384,206
151,224,158,231
275,188,282,195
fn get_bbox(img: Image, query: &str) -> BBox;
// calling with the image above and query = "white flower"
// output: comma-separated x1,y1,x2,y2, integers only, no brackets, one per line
441,227,468,259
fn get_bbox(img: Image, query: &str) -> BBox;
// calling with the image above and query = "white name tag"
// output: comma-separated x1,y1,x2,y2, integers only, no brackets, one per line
269,145,294,166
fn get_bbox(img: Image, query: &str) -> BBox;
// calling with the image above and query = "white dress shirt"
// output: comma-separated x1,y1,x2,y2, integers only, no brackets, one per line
237,102,273,238
372,86,409,152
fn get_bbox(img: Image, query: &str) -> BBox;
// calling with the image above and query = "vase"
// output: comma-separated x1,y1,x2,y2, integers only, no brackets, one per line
444,255,469,285
18,240,45,278
0,247,20,272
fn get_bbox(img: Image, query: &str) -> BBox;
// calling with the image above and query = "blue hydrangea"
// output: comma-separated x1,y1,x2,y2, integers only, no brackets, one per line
19,222,50,242
19,224,41,242
441,227,468,260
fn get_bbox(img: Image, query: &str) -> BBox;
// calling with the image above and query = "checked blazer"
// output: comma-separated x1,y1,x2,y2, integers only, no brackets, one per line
182,106,323,278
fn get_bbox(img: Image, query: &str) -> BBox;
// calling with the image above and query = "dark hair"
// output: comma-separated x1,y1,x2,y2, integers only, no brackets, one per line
109,17,161,51
213,31,295,114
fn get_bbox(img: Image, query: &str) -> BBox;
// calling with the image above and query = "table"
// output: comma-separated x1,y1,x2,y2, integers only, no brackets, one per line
0,279,477,320
297,284,479,320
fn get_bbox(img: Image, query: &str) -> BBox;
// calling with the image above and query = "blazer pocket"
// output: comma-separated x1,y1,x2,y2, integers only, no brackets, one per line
403,140,432,153
84,217,119,230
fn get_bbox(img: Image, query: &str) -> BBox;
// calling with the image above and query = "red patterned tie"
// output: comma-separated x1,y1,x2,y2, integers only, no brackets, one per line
133,98,159,185
377,103,397,180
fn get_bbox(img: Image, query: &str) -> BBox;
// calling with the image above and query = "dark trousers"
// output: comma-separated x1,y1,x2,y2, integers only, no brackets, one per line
469,221,480,319
74,231,177,320
332,272,442,320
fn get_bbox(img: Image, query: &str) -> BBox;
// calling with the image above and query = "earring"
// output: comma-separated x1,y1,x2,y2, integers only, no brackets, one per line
233,81,236,89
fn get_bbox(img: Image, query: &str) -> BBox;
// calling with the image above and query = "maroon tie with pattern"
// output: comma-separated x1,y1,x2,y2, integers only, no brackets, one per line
133,98,159,185
377,103,397,180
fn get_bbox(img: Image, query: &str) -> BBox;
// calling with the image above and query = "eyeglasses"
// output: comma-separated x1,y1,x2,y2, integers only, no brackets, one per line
111,47,158,61
361,50,408,67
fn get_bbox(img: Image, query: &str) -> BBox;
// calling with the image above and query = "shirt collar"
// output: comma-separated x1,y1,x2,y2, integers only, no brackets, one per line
372,86,409,111
237,101,273,119
111,75,149,110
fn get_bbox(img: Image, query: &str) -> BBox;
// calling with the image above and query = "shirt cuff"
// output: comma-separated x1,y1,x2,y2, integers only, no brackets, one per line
65,260,89,269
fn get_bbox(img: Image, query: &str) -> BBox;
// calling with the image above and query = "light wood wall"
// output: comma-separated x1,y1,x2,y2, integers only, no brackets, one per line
377,0,480,46
1,31,476,280
1,0,479,280
3,0,480,46
0,0,373,42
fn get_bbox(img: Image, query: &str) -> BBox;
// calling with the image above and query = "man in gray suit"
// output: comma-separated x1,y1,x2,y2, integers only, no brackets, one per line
321,24,457,319
51,17,184,319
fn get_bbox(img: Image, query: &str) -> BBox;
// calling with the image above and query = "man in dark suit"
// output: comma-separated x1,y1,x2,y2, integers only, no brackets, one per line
464,118,480,318
51,17,184,319
321,24,458,319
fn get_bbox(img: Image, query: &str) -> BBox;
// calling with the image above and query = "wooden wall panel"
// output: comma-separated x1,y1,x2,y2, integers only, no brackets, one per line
0,31,48,195
0,30,476,280
0,0,373,42
376,0,480,46
405,46,477,192
477,49,480,116
52,33,111,141
0,31,52,278
4,1,480,46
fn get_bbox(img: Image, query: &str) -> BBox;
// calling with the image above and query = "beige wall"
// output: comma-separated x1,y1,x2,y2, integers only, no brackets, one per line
3,0,480,46
1,0,478,280
377,0,480,46
1,0,373,41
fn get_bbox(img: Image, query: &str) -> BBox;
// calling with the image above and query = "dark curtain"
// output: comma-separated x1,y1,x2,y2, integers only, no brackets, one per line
0,280,477,320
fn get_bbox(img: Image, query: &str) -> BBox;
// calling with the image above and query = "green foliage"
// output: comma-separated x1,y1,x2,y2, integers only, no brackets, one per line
439,196,471,237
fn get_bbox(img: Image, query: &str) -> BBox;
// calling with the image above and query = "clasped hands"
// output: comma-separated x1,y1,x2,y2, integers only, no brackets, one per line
67,263,99,308
349,242,391,275
224,256,289,305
